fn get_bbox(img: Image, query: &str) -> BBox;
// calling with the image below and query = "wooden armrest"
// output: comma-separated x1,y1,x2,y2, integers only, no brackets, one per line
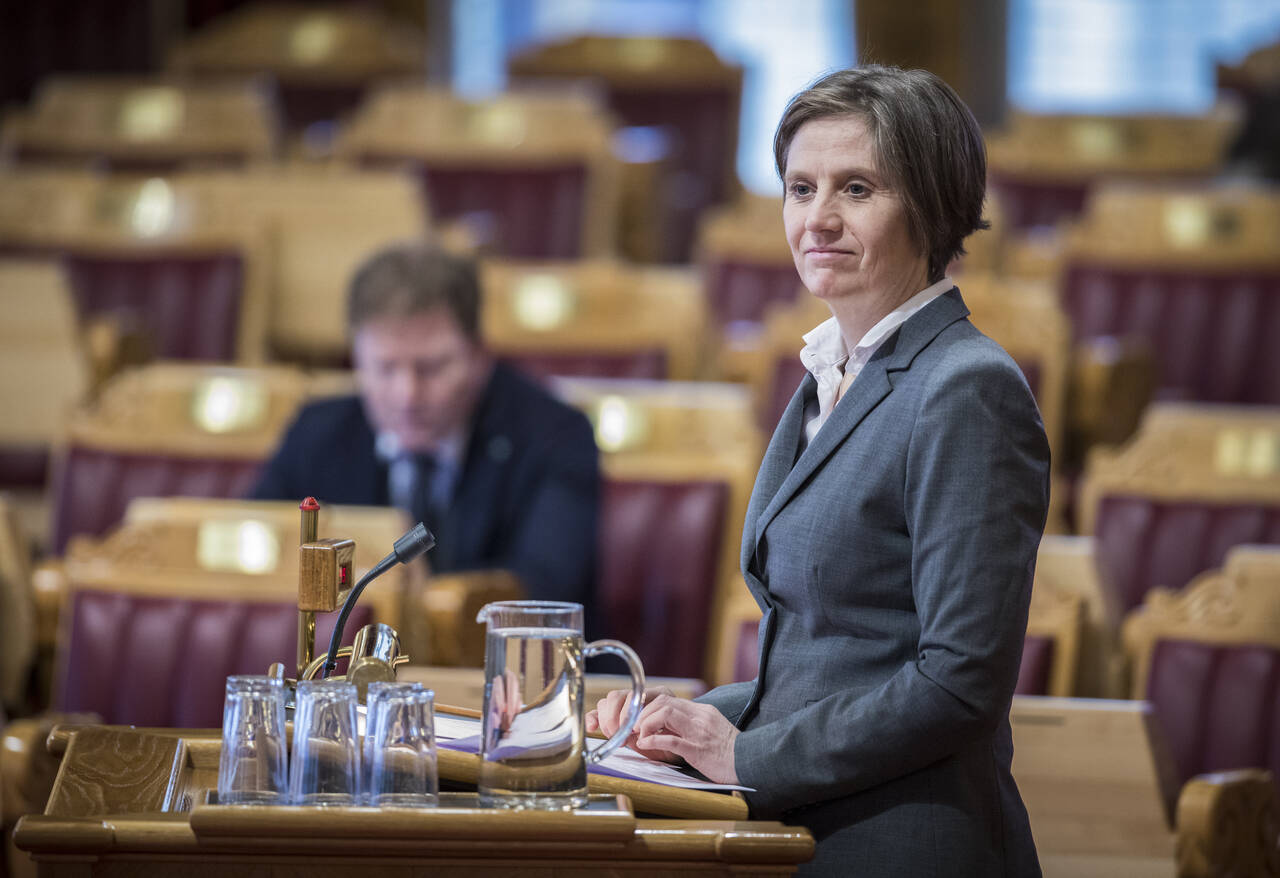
1175,768,1279,878
30,561,67,654
0,713,96,824
420,570,525,667
1068,335,1157,455
32,560,67,652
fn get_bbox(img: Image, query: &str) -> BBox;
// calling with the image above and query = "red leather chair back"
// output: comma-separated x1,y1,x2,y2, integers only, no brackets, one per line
1060,266,1280,404
1146,638,1280,795
500,352,666,383
51,447,263,554
733,616,1058,695
56,589,373,727
703,261,800,328
1014,635,1056,696
363,160,589,260
0,448,49,489
597,478,728,680
63,252,246,361
988,175,1091,230
1095,496,1280,614
733,617,760,683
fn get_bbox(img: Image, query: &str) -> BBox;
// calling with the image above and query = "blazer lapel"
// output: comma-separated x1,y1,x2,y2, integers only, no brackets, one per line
753,288,971,549
741,374,814,576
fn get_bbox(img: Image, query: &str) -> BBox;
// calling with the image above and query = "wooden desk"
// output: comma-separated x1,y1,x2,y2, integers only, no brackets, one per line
14,726,814,876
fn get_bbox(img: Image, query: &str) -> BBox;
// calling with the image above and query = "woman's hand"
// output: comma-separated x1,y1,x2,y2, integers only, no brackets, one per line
633,692,740,785
587,688,740,785
586,686,679,762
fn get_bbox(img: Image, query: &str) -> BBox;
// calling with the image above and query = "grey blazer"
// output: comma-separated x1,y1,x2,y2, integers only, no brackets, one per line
700,289,1049,877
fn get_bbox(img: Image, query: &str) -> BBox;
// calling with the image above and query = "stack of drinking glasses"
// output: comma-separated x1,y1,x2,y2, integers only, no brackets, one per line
217,675,438,807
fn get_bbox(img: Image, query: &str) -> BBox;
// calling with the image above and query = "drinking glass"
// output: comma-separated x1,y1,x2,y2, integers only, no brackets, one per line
475,600,644,810
217,675,287,804
289,678,359,806
364,681,438,807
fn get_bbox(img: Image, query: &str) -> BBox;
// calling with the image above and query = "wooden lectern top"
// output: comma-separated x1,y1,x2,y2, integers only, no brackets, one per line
17,725,813,877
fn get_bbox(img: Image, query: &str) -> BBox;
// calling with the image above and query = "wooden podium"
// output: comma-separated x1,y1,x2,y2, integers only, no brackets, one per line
14,725,814,877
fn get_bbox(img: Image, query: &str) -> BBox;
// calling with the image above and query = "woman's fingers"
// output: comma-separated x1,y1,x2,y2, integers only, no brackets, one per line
591,686,673,738
632,697,740,785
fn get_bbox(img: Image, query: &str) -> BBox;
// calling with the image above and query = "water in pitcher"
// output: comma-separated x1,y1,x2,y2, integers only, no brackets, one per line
478,626,587,809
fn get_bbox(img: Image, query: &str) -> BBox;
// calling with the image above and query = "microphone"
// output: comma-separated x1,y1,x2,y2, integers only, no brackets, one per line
321,522,435,677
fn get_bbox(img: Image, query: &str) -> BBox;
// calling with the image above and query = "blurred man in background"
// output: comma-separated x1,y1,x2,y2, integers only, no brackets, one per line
253,242,600,606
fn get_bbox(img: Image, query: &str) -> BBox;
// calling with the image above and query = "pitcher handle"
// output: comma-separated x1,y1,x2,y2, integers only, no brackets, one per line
581,639,645,766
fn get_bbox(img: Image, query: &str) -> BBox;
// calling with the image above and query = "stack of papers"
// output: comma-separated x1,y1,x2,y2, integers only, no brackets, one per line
434,713,753,792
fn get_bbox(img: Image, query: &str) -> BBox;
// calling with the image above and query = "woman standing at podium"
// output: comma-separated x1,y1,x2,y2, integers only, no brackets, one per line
590,66,1050,877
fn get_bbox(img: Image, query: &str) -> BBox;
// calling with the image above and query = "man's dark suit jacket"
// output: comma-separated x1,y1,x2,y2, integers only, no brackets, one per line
699,289,1050,877
251,363,600,606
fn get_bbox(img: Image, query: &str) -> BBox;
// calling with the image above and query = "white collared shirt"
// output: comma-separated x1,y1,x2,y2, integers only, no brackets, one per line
799,277,955,447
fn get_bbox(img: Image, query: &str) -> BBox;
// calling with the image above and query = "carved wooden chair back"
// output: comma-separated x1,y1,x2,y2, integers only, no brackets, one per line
985,108,1238,230
1079,403,1280,614
123,494,420,651
168,4,425,134
49,500,407,727
0,259,90,491
187,165,429,365
1060,183,1280,405
555,377,763,682
481,260,709,382
47,363,331,553
1122,545,1280,798
0,495,36,709
335,86,619,260
0,170,271,364
0,76,277,171
1019,571,1084,697
508,34,742,263
694,194,799,329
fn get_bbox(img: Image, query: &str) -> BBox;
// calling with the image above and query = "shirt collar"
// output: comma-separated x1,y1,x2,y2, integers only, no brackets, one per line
799,276,955,377
375,430,466,469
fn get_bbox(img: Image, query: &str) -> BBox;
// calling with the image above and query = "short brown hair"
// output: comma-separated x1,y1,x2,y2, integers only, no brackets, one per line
347,242,481,340
774,65,989,283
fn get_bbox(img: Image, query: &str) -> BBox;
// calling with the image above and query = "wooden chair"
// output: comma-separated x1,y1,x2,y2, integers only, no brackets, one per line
554,377,764,683
694,194,798,329
1078,403,1280,616
1122,545,1280,812
1010,695,1279,878
0,170,271,365
0,259,91,546
0,496,35,713
509,35,742,263
46,362,338,554
187,164,430,364
985,108,1239,231
168,3,426,137
37,499,407,729
1017,575,1084,698
1060,182,1280,406
1031,535,1130,699
481,260,709,382
0,76,277,171
336,86,619,260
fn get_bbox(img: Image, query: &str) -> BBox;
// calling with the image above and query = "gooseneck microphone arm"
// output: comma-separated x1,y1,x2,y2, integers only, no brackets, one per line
321,522,435,678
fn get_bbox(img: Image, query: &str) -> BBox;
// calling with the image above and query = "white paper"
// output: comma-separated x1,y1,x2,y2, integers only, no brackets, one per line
432,711,753,792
